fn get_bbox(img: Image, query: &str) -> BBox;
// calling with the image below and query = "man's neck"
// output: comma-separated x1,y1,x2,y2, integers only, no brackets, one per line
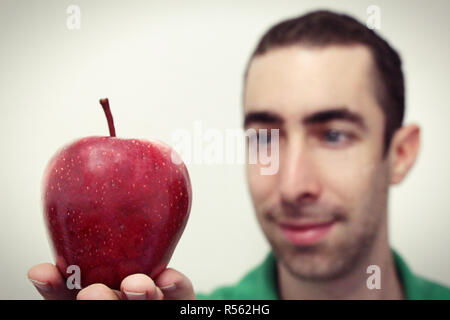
277,229,404,300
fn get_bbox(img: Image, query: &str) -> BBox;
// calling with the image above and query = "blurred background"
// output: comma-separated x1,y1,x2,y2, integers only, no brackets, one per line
0,0,449,299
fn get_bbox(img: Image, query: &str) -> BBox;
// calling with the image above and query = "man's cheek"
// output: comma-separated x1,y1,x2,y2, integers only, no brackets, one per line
318,155,375,201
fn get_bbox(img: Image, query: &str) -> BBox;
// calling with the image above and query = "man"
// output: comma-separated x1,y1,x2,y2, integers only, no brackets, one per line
28,10,450,300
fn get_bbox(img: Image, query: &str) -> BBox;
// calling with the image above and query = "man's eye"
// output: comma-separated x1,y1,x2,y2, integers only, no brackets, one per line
321,129,352,146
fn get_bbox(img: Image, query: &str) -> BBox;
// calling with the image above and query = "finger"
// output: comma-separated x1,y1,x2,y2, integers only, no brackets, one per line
28,263,77,300
77,283,120,300
120,273,163,300
154,268,195,300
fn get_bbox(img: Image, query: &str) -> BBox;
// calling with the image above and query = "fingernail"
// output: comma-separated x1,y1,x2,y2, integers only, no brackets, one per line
29,279,51,292
160,283,176,292
124,291,147,300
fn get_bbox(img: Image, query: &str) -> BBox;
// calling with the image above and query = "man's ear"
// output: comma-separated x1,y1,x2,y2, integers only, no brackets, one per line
388,124,421,185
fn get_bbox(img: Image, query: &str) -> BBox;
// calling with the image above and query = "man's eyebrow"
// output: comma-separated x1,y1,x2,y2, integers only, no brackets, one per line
303,107,368,131
243,111,284,127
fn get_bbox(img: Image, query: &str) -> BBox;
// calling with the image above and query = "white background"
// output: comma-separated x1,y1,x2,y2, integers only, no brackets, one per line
0,0,449,299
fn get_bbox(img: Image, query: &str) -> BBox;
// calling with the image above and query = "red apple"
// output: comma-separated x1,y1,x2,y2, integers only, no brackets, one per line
42,98,192,289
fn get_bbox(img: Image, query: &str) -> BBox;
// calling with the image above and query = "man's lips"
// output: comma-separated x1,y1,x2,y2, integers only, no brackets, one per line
278,220,336,246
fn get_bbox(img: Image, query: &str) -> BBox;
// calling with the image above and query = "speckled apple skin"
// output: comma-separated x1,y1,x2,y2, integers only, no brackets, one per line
42,136,192,289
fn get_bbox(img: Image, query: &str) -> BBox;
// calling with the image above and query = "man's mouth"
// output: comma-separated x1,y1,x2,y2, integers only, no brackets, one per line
278,220,336,246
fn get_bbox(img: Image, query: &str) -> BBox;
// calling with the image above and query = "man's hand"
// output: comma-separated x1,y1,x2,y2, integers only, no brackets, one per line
27,263,196,300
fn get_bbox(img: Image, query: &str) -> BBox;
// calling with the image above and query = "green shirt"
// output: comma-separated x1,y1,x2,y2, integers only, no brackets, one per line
196,249,450,300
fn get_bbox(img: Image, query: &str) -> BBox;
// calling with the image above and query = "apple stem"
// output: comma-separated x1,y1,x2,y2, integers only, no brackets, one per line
99,98,116,137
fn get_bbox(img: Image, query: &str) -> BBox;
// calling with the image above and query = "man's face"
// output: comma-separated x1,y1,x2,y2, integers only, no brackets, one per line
244,45,391,281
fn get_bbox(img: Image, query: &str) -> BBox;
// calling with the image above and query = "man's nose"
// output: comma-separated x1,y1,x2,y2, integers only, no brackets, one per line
279,137,322,207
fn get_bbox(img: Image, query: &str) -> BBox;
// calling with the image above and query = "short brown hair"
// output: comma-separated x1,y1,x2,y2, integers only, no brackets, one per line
245,10,405,156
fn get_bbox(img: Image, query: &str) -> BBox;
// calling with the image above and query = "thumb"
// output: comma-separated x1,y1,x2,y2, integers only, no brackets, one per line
154,268,196,300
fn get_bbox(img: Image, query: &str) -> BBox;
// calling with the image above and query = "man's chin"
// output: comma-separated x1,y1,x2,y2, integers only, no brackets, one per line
272,242,360,282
